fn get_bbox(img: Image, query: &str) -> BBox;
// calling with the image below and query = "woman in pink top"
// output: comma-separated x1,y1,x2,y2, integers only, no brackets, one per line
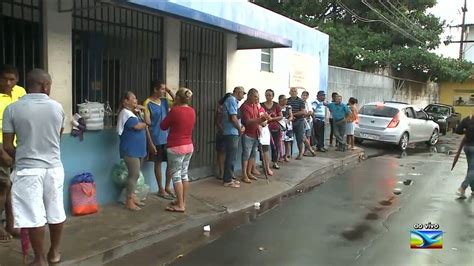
160,88,196,213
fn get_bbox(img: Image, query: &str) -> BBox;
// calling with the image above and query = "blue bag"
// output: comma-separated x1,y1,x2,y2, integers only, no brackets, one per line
71,172,95,185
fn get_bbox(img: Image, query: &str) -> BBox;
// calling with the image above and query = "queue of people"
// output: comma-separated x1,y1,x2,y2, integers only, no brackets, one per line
215,87,359,188
0,65,358,265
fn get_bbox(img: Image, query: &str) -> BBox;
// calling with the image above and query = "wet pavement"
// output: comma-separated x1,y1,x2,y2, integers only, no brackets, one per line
166,135,473,266
109,134,473,266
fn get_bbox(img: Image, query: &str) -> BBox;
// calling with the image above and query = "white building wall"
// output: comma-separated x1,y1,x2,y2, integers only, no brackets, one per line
231,48,288,101
43,0,73,133
225,33,239,92
228,45,321,103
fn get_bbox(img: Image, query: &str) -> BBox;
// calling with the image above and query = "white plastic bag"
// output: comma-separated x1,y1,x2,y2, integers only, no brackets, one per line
259,125,271,145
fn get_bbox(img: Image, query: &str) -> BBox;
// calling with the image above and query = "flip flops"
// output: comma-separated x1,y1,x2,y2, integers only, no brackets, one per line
157,193,175,200
165,206,185,213
223,181,240,188
47,253,61,264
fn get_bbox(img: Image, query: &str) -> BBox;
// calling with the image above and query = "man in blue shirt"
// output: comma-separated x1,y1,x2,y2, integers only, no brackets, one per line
221,86,246,188
312,91,328,152
326,95,351,152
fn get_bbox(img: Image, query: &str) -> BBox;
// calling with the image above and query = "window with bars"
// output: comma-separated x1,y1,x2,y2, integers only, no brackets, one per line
0,0,43,87
261,48,273,72
72,0,164,115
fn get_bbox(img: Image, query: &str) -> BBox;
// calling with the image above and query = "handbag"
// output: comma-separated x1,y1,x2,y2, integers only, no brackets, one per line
70,173,98,216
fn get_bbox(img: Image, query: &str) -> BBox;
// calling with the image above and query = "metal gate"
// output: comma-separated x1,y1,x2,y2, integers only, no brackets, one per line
0,0,43,86
180,22,225,178
72,0,163,114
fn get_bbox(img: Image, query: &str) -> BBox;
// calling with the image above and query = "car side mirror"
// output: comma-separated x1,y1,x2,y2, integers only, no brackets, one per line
428,116,434,121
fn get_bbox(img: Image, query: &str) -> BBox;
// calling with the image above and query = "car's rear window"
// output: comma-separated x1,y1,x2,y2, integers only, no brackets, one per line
359,105,399,118
425,105,450,115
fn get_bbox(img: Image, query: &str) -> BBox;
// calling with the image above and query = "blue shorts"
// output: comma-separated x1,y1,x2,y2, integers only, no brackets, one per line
242,134,258,161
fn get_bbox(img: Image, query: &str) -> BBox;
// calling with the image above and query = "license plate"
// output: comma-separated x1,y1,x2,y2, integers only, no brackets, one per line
361,133,380,140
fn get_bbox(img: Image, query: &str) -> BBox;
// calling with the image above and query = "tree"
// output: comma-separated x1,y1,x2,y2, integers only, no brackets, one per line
253,0,473,82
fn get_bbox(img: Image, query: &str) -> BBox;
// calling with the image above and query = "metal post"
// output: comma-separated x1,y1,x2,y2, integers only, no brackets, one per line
459,0,468,60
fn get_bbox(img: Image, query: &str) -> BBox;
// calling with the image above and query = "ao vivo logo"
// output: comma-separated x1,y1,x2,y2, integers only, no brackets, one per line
410,222,443,249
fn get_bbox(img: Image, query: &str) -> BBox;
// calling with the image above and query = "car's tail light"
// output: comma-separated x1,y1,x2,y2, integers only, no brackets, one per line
387,113,400,128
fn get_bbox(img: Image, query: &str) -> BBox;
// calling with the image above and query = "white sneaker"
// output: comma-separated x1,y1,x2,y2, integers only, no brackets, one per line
456,188,466,198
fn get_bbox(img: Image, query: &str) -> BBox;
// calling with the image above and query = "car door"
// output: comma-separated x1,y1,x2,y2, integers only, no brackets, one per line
449,107,461,127
414,108,433,141
403,107,421,141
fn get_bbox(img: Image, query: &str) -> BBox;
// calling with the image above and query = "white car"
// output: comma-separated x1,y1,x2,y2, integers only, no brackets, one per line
354,101,440,150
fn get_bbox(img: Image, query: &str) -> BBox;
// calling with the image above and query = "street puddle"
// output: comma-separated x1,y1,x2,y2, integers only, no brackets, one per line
379,200,392,206
365,213,379,220
393,188,402,195
341,224,371,241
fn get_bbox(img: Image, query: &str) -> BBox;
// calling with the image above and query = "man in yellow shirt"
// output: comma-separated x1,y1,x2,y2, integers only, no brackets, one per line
0,65,26,241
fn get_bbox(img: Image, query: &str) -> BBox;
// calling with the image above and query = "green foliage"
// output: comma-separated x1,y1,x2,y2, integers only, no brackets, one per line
253,0,473,82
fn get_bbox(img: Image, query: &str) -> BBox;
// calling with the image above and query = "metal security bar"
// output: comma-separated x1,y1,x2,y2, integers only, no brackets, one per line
72,0,163,114
0,0,43,86
180,22,225,177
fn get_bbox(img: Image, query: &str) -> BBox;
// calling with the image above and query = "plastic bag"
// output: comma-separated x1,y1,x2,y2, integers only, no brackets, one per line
113,159,149,203
118,184,150,204
71,172,94,185
112,159,147,188
112,160,128,187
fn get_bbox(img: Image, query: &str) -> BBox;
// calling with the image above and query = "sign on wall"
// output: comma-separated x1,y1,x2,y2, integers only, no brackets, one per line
289,52,319,92
453,89,474,106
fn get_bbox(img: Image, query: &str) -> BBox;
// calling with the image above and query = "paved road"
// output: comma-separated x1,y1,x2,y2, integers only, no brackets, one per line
171,137,474,266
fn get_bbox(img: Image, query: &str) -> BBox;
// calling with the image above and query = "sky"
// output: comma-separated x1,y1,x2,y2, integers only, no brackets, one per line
427,0,474,59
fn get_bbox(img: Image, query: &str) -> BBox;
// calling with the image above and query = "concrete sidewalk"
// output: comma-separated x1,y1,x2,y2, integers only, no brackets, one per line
0,149,364,266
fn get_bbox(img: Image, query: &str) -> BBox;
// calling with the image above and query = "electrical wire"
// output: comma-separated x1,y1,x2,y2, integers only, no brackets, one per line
335,0,382,23
386,0,424,31
362,0,425,45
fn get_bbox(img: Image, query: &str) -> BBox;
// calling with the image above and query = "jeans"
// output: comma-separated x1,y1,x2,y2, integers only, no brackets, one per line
223,135,239,183
462,145,474,190
333,119,347,149
167,150,193,183
293,119,305,146
329,118,334,144
313,119,325,149
242,134,258,161
270,130,281,162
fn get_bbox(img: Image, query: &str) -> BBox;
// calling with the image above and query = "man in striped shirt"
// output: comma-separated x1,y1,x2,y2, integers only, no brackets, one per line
287,87,307,160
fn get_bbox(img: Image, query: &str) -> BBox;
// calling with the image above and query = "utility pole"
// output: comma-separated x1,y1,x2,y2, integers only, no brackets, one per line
459,0,468,59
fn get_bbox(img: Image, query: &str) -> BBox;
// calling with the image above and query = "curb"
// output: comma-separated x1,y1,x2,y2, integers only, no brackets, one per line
64,151,365,265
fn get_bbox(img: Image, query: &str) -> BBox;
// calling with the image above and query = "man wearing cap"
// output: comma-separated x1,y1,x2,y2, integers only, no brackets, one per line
221,86,246,188
312,91,328,152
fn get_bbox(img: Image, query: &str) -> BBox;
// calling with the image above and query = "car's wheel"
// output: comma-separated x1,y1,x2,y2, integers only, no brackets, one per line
398,132,409,151
427,129,439,146
355,138,363,144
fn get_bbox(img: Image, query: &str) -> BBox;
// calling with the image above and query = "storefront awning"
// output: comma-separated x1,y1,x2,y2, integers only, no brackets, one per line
124,0,293,49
